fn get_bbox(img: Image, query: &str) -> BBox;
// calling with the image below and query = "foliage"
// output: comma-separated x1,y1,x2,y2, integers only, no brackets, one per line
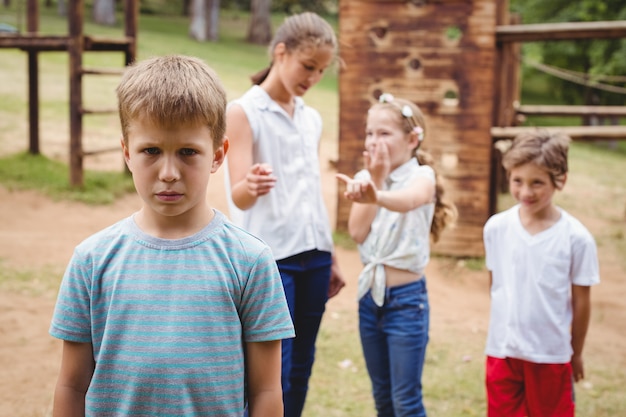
0,152,135,204
511,0,626,106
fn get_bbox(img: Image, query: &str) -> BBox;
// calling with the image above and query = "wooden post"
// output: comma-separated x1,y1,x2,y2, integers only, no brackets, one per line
68,0,84,187
27,0,39,154
124,0,138,65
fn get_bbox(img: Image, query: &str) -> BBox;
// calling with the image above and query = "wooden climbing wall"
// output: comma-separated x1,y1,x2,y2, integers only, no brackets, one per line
337,0,497,257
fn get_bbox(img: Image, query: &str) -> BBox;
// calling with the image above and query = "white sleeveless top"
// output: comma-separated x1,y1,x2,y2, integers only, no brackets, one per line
224,85,334,260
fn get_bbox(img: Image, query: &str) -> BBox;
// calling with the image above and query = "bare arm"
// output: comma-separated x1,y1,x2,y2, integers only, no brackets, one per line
53,341,95,417
336,174,435,244
245,340,283,417
327,252,346,298
226,104,276,210
571,284,592,382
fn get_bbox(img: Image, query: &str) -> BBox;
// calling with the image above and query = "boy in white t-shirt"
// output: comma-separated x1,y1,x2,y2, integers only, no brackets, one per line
483,130,599,417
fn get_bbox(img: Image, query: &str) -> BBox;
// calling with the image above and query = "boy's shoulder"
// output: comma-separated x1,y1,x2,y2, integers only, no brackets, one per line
76,216,132,251
218,211,276,255
484,205,518,231
558,208,596,242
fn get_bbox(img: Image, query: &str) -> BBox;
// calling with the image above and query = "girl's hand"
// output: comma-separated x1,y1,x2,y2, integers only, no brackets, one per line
246,163,277,197
336,173,378,204
364,140,390,186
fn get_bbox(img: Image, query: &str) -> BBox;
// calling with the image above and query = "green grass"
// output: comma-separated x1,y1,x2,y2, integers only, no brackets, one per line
0,152,135,204
0,259,64,297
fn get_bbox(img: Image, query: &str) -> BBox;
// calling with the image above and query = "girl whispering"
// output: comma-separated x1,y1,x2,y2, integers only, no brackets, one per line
337,93,456,417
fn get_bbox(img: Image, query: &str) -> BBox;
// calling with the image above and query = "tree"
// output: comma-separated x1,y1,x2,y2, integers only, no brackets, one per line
189,0,220,41
511,0,626,107
247,0,272,45
93,0,116,26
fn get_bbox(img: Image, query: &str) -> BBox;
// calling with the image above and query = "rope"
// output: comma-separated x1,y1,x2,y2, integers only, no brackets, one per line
524,59,626,95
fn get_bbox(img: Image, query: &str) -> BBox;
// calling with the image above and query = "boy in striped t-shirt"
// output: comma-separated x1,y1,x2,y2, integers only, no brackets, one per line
49,55,295,417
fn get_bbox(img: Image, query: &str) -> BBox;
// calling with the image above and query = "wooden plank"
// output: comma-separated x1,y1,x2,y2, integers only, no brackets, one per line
80,107,118,115
81,67,125,75
491,125,626,140
497,20,626,43
0,35,69,50
516,105,626,117
0,35,131,51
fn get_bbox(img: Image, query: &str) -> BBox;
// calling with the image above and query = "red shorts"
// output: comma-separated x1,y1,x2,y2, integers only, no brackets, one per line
486,356,575,417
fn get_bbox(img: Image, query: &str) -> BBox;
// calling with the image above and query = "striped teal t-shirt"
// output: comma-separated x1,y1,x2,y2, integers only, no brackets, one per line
50,210,295,416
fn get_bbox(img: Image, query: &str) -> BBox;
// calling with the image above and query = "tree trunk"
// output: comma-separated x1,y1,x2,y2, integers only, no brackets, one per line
93,0,116,26
247,0,272,45
189,0,220,42
58,0,67,16
189,0,207,41
182,0,192,16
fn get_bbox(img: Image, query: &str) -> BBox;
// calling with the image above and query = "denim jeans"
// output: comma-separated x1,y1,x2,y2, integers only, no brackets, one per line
359,279,430,417
277,249,332,417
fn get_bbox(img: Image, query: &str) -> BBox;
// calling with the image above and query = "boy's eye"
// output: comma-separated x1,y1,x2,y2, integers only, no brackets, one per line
179,148,197,156
303,64,315,71
143,147,160,155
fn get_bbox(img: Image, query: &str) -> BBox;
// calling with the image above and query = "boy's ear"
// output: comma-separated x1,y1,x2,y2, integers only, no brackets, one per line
121,136,131,169
556,173,567,190
211,137,229,173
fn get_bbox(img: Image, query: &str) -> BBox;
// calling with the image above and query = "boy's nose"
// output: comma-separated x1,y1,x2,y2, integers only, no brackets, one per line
159,156,180,182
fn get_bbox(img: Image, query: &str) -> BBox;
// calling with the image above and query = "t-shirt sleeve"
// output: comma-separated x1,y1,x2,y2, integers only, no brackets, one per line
239,247,295,342
570,227,600,286
49,249,93,343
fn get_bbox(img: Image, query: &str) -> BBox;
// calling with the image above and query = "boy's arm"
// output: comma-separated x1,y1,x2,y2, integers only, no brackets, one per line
571,284,592,382
245,340,283,417
53,341,95,417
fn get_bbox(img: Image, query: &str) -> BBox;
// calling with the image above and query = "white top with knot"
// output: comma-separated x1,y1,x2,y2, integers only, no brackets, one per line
224,85,334,261
356,158,435,306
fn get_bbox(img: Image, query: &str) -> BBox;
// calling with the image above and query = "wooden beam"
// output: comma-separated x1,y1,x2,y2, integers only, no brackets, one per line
81,67,125,75
517,105,626,117
497,20,626,43
0,35,132,51
0,35,69,50
491,125,626,141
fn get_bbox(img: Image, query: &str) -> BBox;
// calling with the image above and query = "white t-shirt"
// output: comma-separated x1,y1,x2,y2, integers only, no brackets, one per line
224,85,334,260
356,158,435,306
483,204,600,363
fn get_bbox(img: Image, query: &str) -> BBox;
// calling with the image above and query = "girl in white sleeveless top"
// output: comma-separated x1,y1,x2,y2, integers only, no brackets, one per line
224,12,345,417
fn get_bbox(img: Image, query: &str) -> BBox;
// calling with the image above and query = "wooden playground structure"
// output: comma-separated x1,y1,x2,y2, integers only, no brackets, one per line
0,0,137,187
1,0,625,257
337,0,626,257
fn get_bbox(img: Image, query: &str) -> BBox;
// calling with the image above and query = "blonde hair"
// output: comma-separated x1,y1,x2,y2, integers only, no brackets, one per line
117,55,227,148
371,96,457,242
502,129,571,188
251,12,338,85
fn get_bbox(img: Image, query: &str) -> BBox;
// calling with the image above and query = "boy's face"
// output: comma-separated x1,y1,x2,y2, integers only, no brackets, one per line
122,117,227,231
509,162,564,217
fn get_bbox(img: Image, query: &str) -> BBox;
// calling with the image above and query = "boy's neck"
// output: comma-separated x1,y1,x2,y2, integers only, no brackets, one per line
518,204,561,236
134,206,215,239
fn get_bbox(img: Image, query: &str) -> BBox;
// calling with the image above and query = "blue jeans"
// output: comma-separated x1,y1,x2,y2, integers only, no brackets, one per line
278,250,332,417
359,279,430,417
